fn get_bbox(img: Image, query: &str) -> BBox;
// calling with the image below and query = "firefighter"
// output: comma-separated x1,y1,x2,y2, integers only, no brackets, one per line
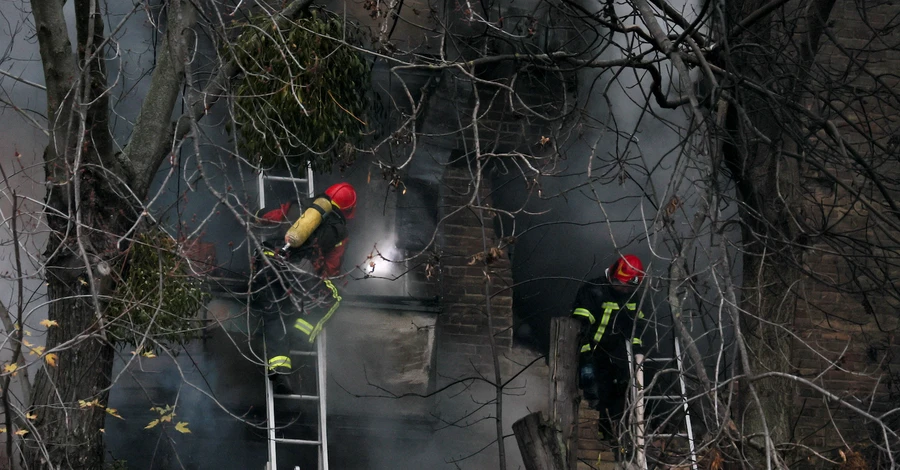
252,182,357,394
571,254,647,447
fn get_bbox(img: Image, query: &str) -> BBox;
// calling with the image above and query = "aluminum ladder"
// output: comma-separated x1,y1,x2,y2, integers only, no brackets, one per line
631,335,698,470
264,331,330,470
257,168,329,470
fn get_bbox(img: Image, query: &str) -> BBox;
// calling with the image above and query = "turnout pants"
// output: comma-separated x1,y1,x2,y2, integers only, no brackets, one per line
585,354,630,440
252,259,341,374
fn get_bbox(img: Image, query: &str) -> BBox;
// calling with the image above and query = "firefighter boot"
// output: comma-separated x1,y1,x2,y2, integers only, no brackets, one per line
269,371,294,395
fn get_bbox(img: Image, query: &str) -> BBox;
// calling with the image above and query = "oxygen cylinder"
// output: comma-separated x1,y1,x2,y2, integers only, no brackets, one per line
284,197,333,248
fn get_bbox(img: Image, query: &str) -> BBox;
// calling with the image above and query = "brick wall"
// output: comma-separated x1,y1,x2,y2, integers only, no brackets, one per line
790,0,900,462
433,163,516,382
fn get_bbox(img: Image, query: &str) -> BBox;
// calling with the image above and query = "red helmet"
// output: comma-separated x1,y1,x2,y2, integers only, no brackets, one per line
609,254,644,285
325,182,357,213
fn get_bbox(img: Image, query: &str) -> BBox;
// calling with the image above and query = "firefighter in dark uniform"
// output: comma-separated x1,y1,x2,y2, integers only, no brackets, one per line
571,254,647,445
252,182,356,394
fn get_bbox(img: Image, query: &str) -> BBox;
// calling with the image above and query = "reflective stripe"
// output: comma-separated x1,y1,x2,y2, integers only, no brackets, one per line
263,249,275,257
594,302,618,342
632,337,643,345
308,280,341,342
292,280,342,343
573,308,595,324
268,356,291,370
294,318,314,335
580,344,592,353
625,302,646,319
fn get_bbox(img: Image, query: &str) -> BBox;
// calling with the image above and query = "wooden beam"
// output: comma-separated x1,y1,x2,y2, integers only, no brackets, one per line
513,412,567,470
549,316,580,469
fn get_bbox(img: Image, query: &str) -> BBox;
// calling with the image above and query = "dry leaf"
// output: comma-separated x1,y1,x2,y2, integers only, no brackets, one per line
25,413,36,420
30,346,45,356
175,422,191,434
79,399,100,408
141,351,157,358
160,414,173,423
4,363,18,375
106,408,123,419
145,419,159,430
14,429,28,436
0,427,6,433
44,353,58,367
39,319,59,328
100,428,105,433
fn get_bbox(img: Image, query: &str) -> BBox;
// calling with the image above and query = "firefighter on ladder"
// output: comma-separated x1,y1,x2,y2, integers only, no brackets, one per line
252,182,357,394
571,254,648,457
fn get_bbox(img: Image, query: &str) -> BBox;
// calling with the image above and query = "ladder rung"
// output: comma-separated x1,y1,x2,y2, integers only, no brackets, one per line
289,350,317,356
274,437,321,446
274,393,320,401
263,176,310,183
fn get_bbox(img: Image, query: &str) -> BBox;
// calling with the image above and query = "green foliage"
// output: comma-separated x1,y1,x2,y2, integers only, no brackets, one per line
229,10,371,172
106,230,207,352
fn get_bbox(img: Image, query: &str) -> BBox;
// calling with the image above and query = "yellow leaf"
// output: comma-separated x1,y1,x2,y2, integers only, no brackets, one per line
14,429,28,436
44,353,58,367
30,346,45,356
145,419,159,429
0,427,6,433
105,408,123,419
22,340,32,348
23,330,31,336
40,319,59,328
141,351,157,358
175,422,191,434
160,414,173,423
4,363,18,375
25,413,36,420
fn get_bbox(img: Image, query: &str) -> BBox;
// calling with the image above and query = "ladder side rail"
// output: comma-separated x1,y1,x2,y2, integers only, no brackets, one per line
266,366,278,470
631,342,648,470
258,172,267,213
674,336,699,470
317,329,329,470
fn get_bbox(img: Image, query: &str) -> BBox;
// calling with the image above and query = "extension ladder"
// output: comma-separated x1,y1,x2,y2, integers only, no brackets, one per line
631,335,698,470
264,331,330,470
257,168,330,470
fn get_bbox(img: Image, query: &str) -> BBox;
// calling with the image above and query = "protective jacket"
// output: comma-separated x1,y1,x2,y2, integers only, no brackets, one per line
258,196,348,277
571,277,647,368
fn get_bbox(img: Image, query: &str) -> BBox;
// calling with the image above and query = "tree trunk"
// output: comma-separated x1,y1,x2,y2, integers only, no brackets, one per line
514,412,567,470
548,317,580,469
25,275,114,469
